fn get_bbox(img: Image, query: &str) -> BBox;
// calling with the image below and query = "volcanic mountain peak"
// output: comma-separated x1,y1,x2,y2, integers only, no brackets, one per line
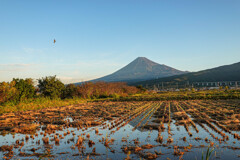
90,57,187,83
134,57,159,65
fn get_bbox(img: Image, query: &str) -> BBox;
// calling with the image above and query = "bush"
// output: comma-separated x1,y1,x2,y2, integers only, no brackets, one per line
0,81,17,104
12,78,36,102
76,81,140,99
62,84,78,99
38,76,65,99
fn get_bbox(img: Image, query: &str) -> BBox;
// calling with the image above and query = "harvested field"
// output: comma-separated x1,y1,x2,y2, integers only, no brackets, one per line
0,100,240,159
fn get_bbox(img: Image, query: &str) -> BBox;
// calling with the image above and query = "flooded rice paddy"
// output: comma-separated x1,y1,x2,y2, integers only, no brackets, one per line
0,100,240,159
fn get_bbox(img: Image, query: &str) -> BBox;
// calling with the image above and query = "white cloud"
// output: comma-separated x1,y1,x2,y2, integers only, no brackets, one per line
0,63,40,82
0,63,36,72
57,76,85,84
0,59,124,84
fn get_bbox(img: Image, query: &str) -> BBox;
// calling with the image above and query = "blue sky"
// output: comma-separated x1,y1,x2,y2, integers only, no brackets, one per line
1,0,240,83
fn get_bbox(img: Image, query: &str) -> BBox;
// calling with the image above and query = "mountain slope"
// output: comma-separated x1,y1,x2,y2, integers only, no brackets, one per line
91,57,187,83
132,61,240,86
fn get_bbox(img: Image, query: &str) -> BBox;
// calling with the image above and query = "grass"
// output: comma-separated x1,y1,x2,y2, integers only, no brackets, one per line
107,89,240,101
0,97,85,114
202,147,214,160
1,88,240,114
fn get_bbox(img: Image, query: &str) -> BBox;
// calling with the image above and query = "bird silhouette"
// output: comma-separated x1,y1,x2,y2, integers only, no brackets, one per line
54,39,56,44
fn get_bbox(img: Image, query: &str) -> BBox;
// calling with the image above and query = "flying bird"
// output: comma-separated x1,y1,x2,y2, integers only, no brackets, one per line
53,39,56,44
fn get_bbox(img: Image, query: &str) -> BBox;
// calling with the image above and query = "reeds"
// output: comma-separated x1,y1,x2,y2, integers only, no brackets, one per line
202,147,214,160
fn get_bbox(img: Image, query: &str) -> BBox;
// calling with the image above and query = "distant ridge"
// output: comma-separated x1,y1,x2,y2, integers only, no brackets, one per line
132,61,240,86
87,57,188,83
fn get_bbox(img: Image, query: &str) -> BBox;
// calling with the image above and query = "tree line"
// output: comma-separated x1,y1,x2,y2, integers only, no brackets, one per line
0,76,144,104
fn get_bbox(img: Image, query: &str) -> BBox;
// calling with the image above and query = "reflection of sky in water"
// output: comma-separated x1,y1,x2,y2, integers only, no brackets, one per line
0,116,240,159
63,117,74,123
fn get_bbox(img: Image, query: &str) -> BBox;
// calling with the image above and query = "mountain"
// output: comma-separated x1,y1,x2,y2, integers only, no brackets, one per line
132,61,240,87
90,57,188,83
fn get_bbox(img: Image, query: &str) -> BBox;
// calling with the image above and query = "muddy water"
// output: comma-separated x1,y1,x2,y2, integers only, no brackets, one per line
0,120,239,159
0,101,240,159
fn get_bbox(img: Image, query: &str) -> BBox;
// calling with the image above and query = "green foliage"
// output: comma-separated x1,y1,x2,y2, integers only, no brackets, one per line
110,93,120,99
12,78,36,102
107,88,240,101
0,81,17,104
38,76,65,99
0,97,85,114
202,147,214,160
62,84,78,99
191,88,196,92
225,86,229,90
136,85,146,92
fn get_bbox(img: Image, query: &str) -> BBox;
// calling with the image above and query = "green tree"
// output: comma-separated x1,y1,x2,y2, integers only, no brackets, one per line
62,84,78,99
0,81,17,104
38,76,65,99
136,85,146,92
12,78,36,102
